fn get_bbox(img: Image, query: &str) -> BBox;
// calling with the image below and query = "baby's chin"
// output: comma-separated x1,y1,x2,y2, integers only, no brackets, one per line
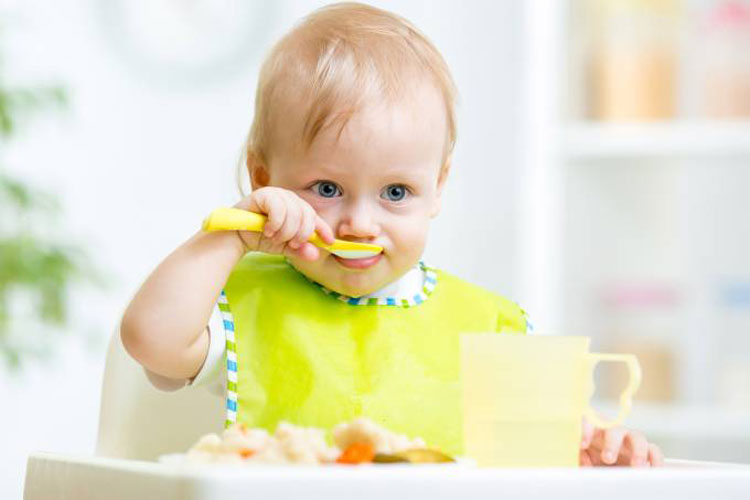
315,270,386,298
288,257,387,297
331,281,382,298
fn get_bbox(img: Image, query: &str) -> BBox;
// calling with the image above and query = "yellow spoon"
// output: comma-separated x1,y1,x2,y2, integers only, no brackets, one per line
201,207,383,260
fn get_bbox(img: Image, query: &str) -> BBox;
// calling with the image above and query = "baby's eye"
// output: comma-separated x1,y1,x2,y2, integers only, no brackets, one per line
381,184,409,202
312,181,342,198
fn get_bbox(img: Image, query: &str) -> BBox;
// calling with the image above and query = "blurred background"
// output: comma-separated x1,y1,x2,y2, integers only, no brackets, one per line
2,0,750,496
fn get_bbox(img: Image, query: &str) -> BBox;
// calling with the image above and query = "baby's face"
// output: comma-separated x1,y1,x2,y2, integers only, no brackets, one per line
262,82,449,297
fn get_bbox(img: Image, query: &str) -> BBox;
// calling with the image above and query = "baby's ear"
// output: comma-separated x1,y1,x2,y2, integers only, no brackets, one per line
431,156,452,218
247,151,270,189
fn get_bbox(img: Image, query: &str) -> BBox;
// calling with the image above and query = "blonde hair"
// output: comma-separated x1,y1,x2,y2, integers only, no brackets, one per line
238,2,457,194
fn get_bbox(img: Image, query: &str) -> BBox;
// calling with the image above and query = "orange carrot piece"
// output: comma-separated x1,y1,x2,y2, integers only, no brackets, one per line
336,442,375,464
238,448,255,459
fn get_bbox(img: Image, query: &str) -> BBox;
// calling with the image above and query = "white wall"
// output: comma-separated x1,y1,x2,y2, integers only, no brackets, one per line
2,1,525,497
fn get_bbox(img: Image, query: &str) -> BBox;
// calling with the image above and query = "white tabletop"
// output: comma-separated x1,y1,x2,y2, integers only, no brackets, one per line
24,452,750,500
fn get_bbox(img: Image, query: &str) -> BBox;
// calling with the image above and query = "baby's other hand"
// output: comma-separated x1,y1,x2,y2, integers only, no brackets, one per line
233,187,334,261
579,418,664,467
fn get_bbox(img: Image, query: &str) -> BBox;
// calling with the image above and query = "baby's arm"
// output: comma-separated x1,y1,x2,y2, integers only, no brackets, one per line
120,229,246,380
120,188,334,381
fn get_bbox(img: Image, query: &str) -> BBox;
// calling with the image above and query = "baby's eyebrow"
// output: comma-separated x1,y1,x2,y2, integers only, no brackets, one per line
378,166,431,183
303,162,348,178
300,160,434,185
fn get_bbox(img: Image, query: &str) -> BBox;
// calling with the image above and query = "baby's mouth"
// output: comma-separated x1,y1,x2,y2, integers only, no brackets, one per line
333,252,383,270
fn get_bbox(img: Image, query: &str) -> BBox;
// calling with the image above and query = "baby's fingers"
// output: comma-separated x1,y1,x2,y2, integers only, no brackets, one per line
579,449,594,467
623,431,650,467
295,242,320,261
251,192,287,237
273,199,303,246
292,206,317,248
289,208,321,262
290,209,332,261
647,442,664,467
314,215,335,245
580,417,595,449
600,427,628,465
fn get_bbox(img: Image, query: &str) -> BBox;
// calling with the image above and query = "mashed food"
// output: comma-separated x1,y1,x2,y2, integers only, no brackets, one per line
184,418,431,465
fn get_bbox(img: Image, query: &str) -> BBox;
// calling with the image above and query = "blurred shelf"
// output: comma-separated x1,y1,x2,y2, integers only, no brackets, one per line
564,121,750,160
593,400,750,440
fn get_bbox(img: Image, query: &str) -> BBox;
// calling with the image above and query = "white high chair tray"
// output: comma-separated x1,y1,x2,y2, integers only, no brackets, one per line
24,452,750,500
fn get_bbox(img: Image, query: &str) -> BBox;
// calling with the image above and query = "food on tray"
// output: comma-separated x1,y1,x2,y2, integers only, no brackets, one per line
373,448,455,464
182,418,454,465
186,421,338,465
336,442,376,464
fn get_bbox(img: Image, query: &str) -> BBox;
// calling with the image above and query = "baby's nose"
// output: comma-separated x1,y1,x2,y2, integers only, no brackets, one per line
338,205,380,240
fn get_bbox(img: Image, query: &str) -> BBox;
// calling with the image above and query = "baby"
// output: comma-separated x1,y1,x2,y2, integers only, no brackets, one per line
121,2,662,466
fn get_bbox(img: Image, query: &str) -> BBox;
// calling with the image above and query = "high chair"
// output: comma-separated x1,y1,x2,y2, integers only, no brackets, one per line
95,325,224,460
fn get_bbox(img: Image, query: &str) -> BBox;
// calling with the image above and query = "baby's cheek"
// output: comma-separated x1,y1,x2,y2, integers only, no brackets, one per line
390,218,429,258
303,198,337,226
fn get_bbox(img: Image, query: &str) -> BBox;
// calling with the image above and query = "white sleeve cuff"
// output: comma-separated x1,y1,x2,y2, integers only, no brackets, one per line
143,302,226,392
190,301,226,387
144,367,189,392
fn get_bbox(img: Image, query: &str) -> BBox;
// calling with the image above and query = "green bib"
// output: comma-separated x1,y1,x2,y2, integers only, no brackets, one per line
220,253,527,455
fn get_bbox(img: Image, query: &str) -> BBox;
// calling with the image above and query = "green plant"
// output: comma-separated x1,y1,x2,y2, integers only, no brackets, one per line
0,79,102,370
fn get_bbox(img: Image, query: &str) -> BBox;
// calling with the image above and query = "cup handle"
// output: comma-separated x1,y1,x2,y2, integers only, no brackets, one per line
584,353,642,429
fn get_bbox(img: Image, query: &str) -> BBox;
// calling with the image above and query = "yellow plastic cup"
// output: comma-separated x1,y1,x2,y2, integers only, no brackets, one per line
460,334,641,467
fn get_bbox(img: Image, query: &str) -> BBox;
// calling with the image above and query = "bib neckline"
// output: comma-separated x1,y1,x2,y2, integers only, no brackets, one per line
303,260,438,307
